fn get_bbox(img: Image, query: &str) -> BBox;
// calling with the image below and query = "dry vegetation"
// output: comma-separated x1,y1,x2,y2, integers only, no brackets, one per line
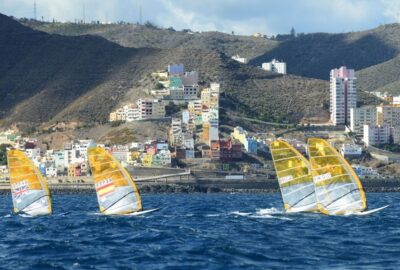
0,14,394,138
21,19,279,60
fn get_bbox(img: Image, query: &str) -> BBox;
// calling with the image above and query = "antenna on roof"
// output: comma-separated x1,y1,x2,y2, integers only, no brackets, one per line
82,3,86,23
139,3,142,24
34,0,37,20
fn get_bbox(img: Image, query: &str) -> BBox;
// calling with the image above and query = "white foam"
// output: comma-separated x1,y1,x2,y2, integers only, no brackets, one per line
19,213,34,218
229,211,252,216
230,207,292,220
205,214,221,217
256,207,283,215
250,214,293,221
87,212,102,216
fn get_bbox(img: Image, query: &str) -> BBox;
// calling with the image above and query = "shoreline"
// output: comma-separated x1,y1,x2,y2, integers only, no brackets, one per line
1,178,400,194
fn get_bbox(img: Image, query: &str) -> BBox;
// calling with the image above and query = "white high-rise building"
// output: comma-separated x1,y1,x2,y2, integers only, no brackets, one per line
209,119,219,143
330,66,357,126
363,125,390,146
170,118,183,146
350,106,377,135
377,105,400,127
262,59,287,74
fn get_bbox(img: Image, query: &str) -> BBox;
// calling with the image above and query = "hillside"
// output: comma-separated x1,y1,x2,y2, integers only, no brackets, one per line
357,55,400,95
0,13,346,134
20,19,278,60
251,24,400,80
22,19,400,83
0,14,149,125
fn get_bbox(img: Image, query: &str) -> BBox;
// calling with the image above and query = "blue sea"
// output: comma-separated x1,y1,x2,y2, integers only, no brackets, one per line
0,193,398,269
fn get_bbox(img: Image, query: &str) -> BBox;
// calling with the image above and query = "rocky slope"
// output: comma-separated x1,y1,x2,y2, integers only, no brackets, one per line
0,14,340,131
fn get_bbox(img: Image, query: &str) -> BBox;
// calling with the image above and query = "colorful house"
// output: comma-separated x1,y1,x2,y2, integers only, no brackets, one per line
202,123,210,142
219,139,242,162
201,146,212,158
131,150,141,161
142,154,153,167
152,150,172,167
169,76,183,89
231,126,258,154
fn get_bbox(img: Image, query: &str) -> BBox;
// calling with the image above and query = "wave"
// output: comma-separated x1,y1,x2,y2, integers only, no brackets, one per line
256,207,284,215
229,211,252,216
205,214,221,217
229,208,292,220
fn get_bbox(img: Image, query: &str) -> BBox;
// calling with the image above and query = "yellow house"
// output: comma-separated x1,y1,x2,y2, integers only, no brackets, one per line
201,88,211,106
202,123,210,143
109,112,117,122
142,154,153,167
210,94,219,108
231,126,247,145
152,71,168,80
131,150,141,161
188,100,202,116
68,164,77,177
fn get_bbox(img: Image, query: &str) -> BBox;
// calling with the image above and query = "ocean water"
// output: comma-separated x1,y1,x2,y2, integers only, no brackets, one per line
0,193,398,269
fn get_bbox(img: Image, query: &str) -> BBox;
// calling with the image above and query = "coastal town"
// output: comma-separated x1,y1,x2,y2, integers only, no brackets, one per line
1,61,400,185
0,63,270,182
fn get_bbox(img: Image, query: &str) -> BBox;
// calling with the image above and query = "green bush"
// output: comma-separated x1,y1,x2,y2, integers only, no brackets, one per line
0,144,11,165
155,82,165,90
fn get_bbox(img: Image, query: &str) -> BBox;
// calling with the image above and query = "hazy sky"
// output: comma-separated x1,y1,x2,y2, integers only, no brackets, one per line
1,0,400,35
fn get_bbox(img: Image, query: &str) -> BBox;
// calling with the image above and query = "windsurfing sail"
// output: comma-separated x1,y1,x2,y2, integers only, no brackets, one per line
7,149,52,216
307,138,367,215
87,147,142,215
270,140,318,213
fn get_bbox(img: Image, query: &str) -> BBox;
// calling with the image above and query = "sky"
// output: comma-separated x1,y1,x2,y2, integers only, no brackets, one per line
1,0,400,35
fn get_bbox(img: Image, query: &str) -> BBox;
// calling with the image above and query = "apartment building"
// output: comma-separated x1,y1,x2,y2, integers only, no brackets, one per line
340,144,362,156
330,66,357,126
349,106,377,134
377,105,400,127
363,125,390,146
262,59,287,74
170,118,183,147
136,99,165,120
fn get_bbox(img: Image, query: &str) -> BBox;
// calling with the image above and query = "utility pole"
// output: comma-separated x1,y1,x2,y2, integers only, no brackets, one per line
139,4,142,24
34,0,37,20
83,3,86,23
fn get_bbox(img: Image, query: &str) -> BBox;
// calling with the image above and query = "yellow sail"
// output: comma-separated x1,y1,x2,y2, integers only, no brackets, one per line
7,149,52,216
270,140,318,213
307,138,367,215
87,147,142,215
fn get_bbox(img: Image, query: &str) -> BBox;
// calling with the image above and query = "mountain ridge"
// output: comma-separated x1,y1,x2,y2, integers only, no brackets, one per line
0,14,386,134
21,18,400,81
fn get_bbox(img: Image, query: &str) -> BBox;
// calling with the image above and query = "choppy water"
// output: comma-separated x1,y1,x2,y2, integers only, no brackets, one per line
0,193,398,269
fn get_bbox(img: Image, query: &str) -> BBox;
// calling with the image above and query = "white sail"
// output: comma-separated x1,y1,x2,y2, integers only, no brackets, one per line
307,138,367,215
88,147,142,215
7,149,52,216
270,140,318,213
